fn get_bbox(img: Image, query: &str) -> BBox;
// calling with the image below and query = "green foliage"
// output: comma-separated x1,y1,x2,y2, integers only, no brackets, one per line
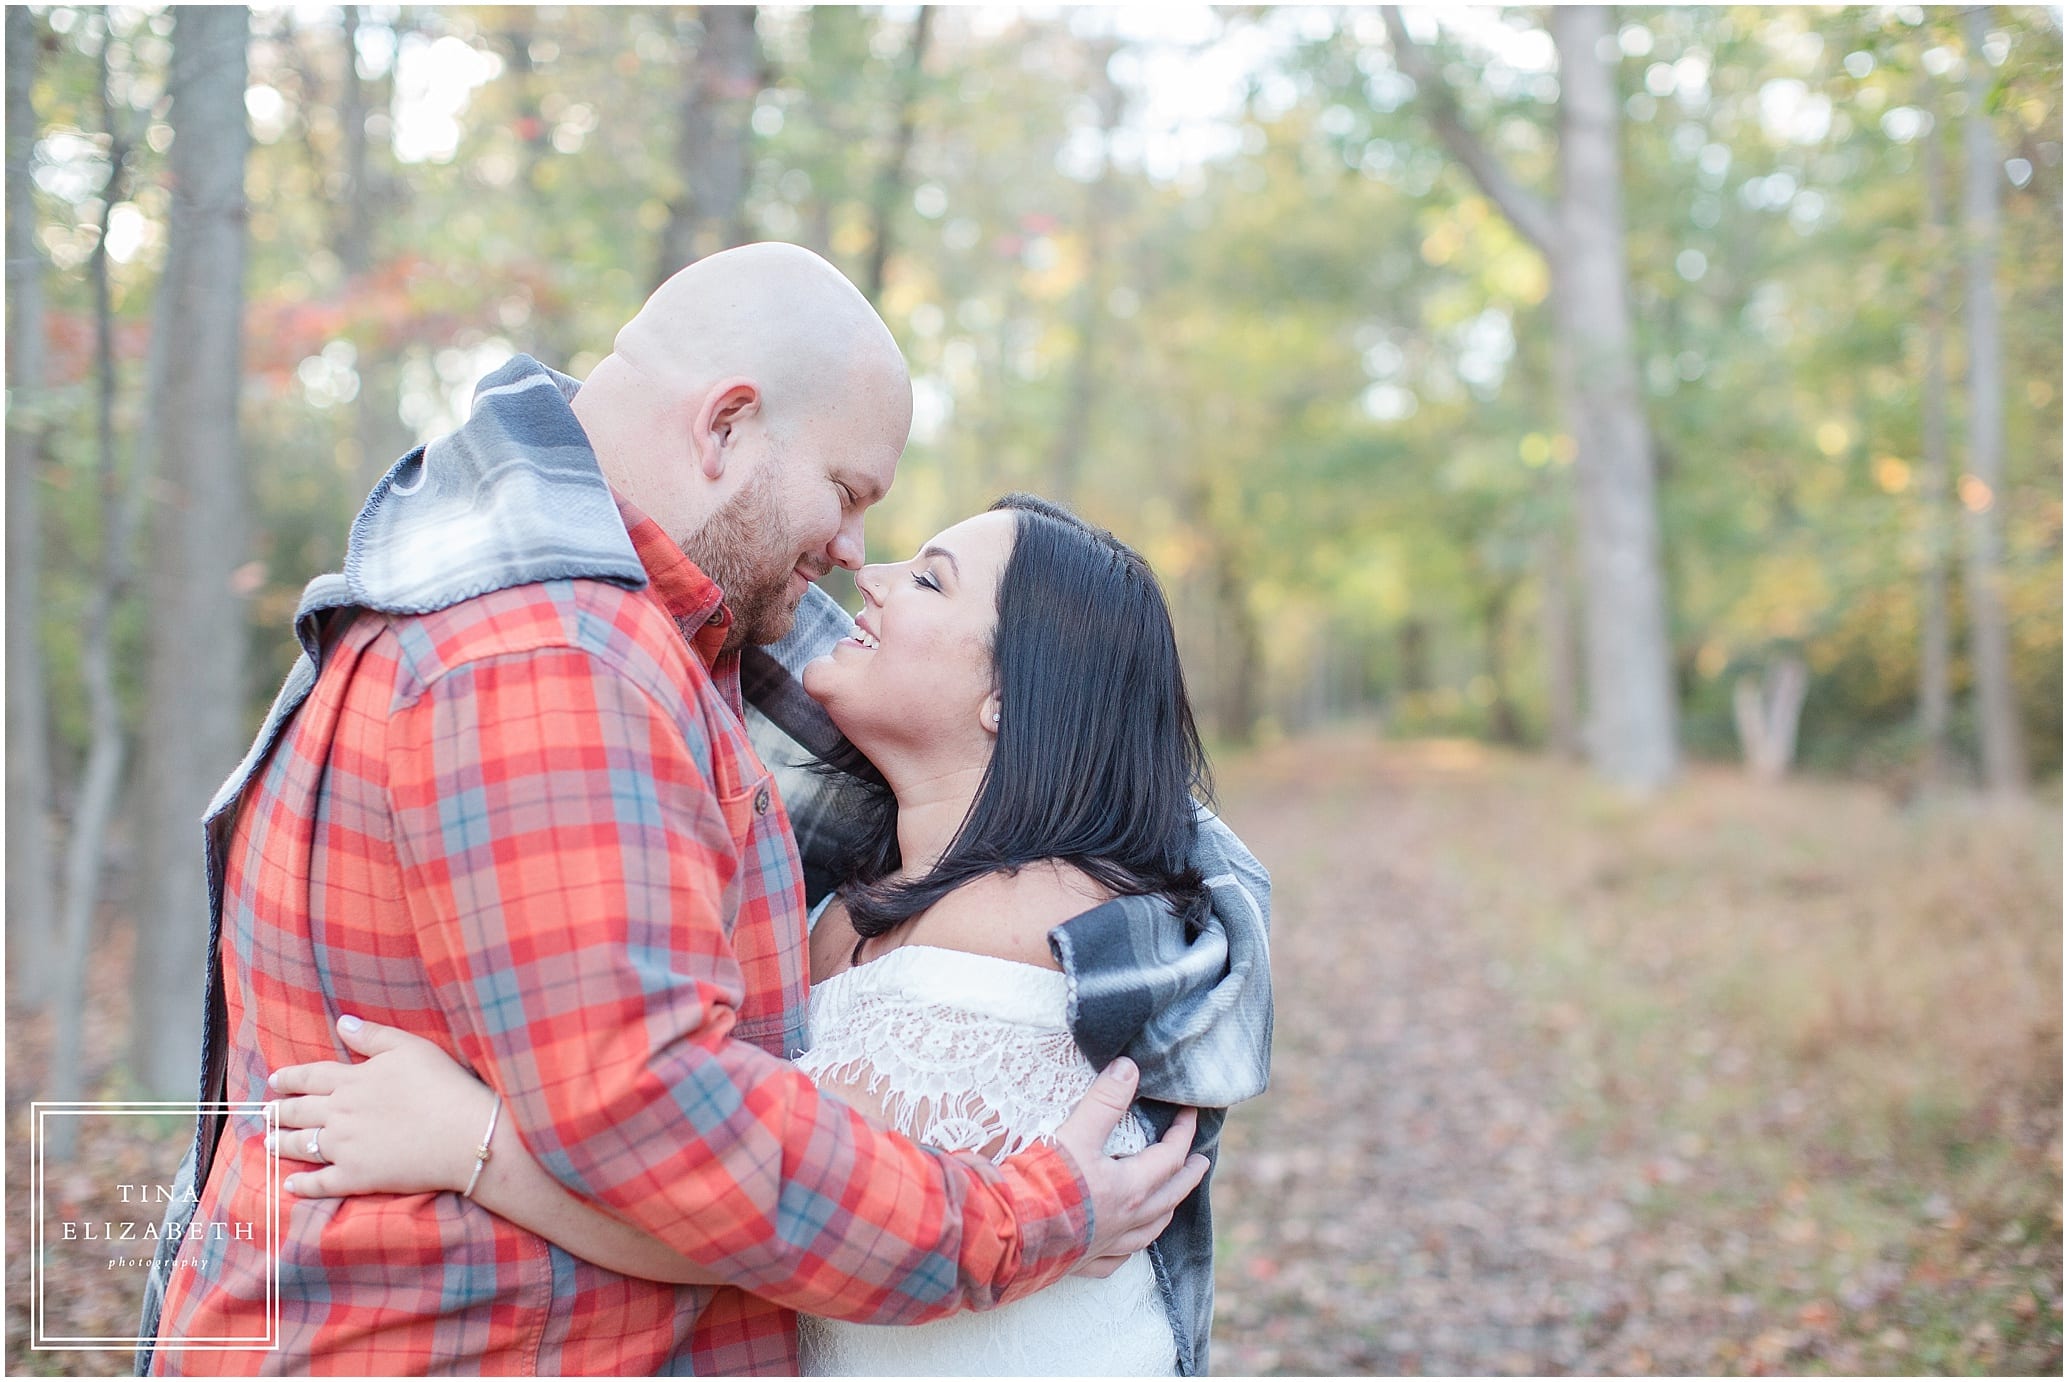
15,3,2062,780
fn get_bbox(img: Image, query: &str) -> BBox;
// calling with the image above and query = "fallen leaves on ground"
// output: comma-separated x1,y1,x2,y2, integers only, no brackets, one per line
1207,730,2061,1376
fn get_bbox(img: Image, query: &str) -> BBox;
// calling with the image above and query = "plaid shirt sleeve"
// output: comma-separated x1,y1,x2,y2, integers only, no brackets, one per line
385,637,1091,1321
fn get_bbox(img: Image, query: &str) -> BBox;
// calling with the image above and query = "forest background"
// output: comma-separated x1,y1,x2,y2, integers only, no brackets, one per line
3,4,2061,1375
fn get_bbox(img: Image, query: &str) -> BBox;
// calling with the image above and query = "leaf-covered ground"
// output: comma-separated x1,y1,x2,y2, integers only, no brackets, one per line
9,730,2062,1375
1208,731,2062,1375
6,922,181,1377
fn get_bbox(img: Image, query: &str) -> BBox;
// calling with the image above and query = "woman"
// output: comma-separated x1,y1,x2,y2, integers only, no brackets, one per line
264,494,1259,1375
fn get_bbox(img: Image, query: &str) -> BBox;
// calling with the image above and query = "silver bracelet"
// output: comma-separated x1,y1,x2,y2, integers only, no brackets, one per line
462,1095,501,1200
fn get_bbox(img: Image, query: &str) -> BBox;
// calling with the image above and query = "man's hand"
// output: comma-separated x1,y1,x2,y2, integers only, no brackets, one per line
1049,1057,1207,1280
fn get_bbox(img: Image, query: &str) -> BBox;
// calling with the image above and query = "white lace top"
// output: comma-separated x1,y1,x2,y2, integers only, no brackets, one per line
791,943,1178,1377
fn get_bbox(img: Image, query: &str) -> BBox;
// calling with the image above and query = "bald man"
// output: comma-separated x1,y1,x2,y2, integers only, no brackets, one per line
573,242,911,650
139,245,1204,1375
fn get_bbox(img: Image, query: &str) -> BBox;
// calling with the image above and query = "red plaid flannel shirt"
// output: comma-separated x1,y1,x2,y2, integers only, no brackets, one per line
151,497,1091,1374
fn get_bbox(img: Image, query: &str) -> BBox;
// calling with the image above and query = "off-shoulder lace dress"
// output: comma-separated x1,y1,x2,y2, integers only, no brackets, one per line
792,942,1179,1377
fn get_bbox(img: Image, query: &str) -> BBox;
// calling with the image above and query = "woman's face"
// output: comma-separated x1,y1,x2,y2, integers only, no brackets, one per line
802,509,1016,765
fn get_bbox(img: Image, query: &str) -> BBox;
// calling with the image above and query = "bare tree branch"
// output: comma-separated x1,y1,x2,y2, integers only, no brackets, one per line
1379,6,1559,257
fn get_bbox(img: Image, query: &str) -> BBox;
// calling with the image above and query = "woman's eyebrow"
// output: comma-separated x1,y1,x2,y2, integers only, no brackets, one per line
918,544,961,578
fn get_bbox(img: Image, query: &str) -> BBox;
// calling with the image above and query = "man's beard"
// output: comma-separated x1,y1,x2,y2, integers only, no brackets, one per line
681,462,815,651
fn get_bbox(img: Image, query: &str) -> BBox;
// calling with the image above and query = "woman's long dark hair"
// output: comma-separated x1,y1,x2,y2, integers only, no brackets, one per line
840,493,1213,939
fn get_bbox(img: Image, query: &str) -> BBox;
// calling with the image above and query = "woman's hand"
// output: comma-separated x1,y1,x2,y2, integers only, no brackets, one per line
270,1016,723,1284
267,1015,497,1199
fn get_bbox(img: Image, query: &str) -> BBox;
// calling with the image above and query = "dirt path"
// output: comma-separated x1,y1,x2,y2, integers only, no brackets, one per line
1208,733,1671,1374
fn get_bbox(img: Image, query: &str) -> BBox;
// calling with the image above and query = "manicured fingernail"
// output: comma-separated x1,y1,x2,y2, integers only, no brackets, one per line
267,1070,280,1088
264,1132,277,1154
282,1176,300,1195
1108,1057,1137,1082
338,1014,363,1034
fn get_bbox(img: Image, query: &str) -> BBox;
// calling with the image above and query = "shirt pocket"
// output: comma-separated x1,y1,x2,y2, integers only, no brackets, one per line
714,769,778,852
712,767,807,1053
712,768,780,945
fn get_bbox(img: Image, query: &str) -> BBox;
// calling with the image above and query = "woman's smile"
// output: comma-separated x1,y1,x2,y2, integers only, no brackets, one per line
837,612,881,653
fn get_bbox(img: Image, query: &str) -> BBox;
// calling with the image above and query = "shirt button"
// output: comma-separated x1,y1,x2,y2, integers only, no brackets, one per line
752,785,771,816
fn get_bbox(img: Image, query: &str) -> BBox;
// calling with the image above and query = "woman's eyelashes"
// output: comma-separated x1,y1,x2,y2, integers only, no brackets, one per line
912,568,942,593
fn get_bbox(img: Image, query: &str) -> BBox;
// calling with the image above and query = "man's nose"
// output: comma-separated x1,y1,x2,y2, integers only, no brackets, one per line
830,515,866,572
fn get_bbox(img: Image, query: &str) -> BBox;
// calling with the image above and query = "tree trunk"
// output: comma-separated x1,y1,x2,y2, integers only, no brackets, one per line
1733,657,1809,782
50,28,145,1155
1383,5,1676,789
130,6,252,1099
654,5,761,287
962,270,1030,515
7,7,58,1011
861,5,932,307
1046,33,1123,506
337,7,410,484
335,6,372,277
1482,583,1523,745
1398,618,1430,695
797,5,864,264
1213,547,1263,743
1535,527,1582,758
494,10,575,366
1958,7,2026,799
1917,99,1954,787
1549,6,1678,791
1183,478,1262,744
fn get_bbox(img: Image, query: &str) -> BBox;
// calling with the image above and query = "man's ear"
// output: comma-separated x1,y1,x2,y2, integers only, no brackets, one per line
693,378,761,481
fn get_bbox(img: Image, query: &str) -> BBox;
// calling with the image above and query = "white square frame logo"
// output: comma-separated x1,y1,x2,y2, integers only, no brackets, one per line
30,1100,281,1352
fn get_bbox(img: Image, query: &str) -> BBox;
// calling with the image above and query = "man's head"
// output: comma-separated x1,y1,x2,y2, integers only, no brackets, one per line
571,242,911,649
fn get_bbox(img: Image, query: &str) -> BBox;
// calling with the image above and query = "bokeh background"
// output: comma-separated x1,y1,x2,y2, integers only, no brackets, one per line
4,4,2061,1374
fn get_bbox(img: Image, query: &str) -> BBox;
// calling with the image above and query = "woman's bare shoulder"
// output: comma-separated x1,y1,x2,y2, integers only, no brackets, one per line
906,862,1115,972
